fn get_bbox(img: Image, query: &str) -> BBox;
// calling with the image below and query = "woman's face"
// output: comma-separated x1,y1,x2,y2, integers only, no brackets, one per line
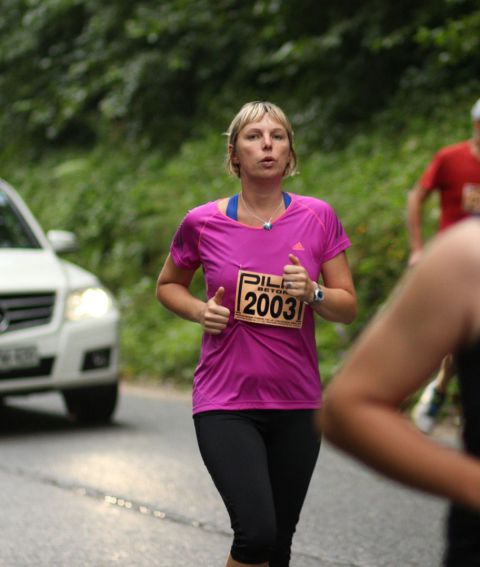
231,114,292,180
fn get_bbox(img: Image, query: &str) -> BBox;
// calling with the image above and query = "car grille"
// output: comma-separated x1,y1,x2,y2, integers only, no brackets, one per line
0,293,56,334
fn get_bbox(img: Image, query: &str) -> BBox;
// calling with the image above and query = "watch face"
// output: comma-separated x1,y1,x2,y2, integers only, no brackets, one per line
314,287,324,303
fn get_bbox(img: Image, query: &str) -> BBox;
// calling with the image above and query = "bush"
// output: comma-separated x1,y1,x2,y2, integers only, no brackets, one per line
2,85,477,385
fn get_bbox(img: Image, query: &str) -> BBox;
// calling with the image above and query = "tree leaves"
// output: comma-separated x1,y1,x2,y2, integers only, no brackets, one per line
1,0,479,151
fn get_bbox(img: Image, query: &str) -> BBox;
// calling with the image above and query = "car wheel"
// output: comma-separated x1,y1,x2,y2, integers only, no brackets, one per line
62,382,119,424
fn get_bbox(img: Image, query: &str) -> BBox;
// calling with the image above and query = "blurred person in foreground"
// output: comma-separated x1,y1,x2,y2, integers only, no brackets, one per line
322,217,480,566
408,97,480,433
156,101,356,567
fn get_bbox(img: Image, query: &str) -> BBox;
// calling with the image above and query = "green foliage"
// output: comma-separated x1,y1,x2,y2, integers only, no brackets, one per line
118,277,202,383
1,0,479,150
3,85,477,384
1,0,479,385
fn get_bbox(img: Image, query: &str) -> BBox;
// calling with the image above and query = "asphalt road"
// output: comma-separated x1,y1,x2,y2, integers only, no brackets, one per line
0,383,454,567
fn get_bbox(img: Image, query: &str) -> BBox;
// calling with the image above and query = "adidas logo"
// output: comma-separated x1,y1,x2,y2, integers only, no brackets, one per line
292,241,305,251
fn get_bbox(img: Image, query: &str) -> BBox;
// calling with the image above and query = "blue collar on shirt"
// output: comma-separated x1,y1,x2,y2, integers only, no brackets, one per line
226,192,292,221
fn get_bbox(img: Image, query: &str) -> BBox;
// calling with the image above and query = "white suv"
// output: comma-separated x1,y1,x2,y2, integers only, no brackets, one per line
0,179,120,423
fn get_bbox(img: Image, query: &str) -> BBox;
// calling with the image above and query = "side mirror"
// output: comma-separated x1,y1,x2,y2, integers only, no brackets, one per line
47,230,79,253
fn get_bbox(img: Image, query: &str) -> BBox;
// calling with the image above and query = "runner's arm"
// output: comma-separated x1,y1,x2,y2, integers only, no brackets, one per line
322,223,480,509
317,252,357,324
283,252,356,324
406,182,430,266
156,254,230,334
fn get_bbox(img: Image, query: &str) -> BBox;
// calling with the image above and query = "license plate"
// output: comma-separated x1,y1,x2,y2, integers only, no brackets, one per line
0,346,39,371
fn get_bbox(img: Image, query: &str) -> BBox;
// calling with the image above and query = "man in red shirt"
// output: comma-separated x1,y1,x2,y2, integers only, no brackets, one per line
408,97,480,433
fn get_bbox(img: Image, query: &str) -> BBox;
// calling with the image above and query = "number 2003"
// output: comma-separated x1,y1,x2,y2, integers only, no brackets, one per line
242,292,298,320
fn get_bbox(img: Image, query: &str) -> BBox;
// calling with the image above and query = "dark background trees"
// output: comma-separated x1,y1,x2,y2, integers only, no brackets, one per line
1,0,479,151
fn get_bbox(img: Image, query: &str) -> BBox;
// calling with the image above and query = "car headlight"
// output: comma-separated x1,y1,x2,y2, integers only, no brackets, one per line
65,287,114,321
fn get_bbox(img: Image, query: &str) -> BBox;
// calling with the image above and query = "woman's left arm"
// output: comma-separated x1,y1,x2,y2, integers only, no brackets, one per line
315,252,357,324
283,252,356,324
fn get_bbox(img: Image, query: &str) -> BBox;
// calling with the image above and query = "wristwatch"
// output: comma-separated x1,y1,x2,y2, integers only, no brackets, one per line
308,282,325,305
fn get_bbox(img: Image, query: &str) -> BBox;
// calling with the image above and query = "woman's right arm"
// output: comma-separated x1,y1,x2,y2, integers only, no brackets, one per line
156,254,230,335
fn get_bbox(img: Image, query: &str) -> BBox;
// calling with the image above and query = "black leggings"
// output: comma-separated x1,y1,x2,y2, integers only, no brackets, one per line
193,409,320,566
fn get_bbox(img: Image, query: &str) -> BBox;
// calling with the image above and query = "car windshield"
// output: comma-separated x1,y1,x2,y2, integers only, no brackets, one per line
0,189,41,249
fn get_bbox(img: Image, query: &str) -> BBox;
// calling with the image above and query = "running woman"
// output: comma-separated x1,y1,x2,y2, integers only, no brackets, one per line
156,101,357,567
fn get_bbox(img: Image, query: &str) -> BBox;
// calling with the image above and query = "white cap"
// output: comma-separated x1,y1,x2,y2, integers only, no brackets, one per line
471,98,480,121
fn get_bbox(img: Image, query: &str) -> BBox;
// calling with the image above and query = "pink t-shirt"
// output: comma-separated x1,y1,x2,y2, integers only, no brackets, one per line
170,193,351,414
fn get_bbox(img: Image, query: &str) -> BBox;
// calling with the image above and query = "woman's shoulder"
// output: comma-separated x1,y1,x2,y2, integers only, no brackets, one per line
421,219,480,284
186,199,220,215
181,200,221,223
435,218,480,258
291,193,338,217
174,200,222,238
423,219,480,342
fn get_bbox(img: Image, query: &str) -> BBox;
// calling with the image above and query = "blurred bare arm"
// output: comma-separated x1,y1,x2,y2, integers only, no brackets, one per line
322,221,480,509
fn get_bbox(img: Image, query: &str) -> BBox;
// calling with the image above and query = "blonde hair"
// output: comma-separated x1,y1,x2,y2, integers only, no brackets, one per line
225,101,297,178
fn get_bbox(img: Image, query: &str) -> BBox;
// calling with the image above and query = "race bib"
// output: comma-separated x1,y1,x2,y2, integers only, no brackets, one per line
462,183,480,213
234,270,304,329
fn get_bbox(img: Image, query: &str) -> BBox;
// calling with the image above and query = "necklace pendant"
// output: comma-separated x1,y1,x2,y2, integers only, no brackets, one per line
263,222,272,230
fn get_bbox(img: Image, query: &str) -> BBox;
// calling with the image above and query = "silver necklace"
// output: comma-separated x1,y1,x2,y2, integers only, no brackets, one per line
239,193,284,231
